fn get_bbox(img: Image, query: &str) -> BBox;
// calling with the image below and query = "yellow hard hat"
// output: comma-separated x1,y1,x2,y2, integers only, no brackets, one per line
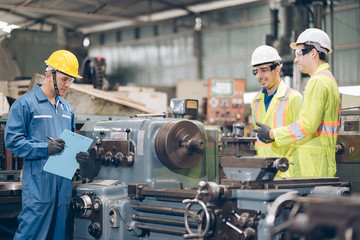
45,50,83,79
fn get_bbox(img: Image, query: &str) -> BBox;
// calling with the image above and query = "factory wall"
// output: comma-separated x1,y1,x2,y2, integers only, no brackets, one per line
7,29,58,79
87,2,271,91
86,1,360,92
89,32,196,87
6,26,87,79
329,2,360,86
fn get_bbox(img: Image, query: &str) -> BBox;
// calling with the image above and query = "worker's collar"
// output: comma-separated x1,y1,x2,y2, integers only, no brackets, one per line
314,63,330,75
33,84,48,102
34,83,63,104
257,79,287,99
274,80,288,98
261,88,277,97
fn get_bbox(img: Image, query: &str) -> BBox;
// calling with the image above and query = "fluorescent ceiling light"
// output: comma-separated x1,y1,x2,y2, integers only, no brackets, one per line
80,9,188,33
0,21,20,33
188,0,260,12
79,20,135,34
137,9,188,22
79,0,260,34
3,25,20,33
0,21,7,28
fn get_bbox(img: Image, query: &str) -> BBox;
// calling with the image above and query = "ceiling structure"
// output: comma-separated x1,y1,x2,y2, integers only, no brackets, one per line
0,0,261,36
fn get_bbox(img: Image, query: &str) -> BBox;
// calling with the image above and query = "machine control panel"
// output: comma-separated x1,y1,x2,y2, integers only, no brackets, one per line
90,128,135,167
206,78,245,127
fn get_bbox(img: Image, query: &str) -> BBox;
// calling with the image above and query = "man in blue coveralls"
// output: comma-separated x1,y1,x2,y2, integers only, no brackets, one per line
5,50,89,240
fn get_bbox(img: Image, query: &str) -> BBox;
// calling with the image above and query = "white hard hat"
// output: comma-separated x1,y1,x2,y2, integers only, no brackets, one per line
249,45,282,67
290,28,332,54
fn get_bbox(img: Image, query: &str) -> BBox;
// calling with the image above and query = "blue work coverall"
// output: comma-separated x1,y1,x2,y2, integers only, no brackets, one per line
5,84,75,240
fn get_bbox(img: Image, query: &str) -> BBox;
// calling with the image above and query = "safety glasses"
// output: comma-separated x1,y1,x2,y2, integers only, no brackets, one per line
252,64,278,76
56,72,75,85
58,76,75,85
295,48,312,57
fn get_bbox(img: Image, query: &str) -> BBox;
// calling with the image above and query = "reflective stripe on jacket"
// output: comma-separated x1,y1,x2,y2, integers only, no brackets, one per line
272,63,340,177
251,80,303,178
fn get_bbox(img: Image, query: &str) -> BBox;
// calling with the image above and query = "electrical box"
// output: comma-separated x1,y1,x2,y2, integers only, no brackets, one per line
206,78,245,127
170,99,199,117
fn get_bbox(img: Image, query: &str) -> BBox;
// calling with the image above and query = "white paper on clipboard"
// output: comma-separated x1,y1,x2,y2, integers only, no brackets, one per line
43,129,93,179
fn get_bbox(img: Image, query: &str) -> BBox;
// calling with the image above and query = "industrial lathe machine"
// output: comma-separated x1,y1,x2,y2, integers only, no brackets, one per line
69,99,355,240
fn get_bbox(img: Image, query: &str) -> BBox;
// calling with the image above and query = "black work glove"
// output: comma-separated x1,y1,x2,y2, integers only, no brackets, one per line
76,152,89,165
47,138,65,155
253,122,275,143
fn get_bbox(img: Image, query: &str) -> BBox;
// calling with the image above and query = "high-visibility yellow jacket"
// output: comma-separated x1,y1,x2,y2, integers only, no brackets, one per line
272,63,340,177
251,80,303,178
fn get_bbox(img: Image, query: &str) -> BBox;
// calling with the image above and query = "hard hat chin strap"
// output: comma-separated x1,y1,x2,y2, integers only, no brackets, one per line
51,70,60,96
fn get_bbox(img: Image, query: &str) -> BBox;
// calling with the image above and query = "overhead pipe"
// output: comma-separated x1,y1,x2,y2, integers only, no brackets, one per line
330,0,334,74
312,1,324,29
266,8,279,45
287,3,309,91
194,16,203,80
271,9,279,40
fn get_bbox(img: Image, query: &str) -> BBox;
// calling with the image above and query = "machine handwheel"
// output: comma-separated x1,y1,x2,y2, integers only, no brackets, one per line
182,198,211,239
266,192,300,240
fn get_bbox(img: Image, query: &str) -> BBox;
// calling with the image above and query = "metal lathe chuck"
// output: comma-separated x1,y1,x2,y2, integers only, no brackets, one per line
155,120,206,169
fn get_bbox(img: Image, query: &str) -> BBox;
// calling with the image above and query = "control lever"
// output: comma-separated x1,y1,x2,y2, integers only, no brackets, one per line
225,221,255,239
125,129,135,166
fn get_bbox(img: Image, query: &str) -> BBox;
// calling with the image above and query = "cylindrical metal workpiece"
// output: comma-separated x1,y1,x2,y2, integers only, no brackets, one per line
136,225,185,236
132,215,198,228
132,204,188,216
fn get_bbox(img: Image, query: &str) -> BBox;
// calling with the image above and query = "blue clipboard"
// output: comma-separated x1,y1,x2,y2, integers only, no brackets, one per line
43,129,93,180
